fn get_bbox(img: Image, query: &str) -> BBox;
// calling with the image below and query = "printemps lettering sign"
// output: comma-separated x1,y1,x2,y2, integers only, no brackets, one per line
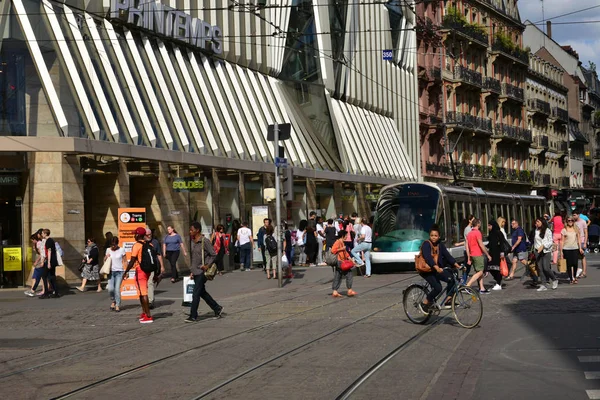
110,0,223,54
173,177,205,192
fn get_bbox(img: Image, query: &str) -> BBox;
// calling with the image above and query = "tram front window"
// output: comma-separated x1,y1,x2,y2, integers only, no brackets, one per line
373,185,440,253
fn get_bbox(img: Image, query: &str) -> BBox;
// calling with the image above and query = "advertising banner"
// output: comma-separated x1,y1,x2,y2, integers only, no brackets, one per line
118,208,146,300
3,247,22,272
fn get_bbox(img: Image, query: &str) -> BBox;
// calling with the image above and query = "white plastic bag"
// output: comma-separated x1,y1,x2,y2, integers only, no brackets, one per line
183,276,194,306
576,267,583,278
282,254,289,268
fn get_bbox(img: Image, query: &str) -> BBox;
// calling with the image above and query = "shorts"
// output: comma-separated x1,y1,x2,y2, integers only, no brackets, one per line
135,269,151,296
471,256,485,272
579,246,586,260
511,252,528,262
33,267,44,280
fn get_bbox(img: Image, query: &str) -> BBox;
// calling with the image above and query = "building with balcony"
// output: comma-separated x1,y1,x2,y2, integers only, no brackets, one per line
0,0,420,287
525,52,569,195
417,0,531,191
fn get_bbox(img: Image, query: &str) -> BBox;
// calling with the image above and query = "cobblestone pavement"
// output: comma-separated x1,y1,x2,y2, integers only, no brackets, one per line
1,258,599,399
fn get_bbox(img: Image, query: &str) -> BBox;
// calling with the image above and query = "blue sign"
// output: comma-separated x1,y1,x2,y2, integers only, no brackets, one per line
382,50,393,61
275,157,288,168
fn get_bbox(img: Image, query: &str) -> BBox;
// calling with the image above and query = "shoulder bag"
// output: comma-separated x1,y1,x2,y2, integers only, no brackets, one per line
100,255,112,275
202,239,218,281
415,240,438,273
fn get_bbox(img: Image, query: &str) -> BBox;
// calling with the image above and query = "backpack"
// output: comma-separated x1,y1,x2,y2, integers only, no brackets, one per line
265,235,278,255
139,241,160,273
55,242,64,257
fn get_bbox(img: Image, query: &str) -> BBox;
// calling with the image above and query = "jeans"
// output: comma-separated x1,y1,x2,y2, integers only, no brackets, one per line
535,251,556,284
552,233,562,264
259,244,267,267
147,271,155,303
165,250,180,279
332,264,353,291
297,245,306,265
42,262,58,295
317,237,324,264
240,243,252,269
422,269,455,303
108,271,124,307
190,273,220,319
351,242,372,275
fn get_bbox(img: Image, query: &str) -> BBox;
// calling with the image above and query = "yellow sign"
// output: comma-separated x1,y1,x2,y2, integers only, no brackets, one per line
3,247,22,271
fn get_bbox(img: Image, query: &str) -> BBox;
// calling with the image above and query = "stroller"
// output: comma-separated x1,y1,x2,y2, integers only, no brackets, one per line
588,235,600,254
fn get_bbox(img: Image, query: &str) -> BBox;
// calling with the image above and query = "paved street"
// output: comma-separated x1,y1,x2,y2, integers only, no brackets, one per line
1,258,600,400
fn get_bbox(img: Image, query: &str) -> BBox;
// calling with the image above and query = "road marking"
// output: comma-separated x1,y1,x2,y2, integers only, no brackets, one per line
586,372,600,379
587,390,600,399
580,356,600,363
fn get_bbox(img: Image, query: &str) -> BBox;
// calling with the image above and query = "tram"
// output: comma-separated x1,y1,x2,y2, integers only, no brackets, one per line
371,182,547,267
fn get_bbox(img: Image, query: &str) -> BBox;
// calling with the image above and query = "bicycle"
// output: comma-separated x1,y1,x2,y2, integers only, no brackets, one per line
402,266,483,329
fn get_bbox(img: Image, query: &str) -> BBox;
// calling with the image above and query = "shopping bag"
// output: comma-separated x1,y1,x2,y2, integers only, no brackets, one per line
558,258,567,273
282,254,289,268
99,257,112,275
499,258,509,277
182,276,194,307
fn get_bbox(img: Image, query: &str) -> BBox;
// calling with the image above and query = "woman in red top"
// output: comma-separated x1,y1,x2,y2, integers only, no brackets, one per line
331,230,357,298
551,211,564,265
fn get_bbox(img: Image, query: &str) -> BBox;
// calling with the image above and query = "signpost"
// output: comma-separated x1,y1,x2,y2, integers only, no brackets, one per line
268,123,291,288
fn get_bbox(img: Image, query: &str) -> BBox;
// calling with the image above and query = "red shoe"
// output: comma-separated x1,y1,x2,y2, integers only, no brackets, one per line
140,315,154,324
139,313,147,321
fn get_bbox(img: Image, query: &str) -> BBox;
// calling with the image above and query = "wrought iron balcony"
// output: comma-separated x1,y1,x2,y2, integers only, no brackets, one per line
442,19,488,46
420,113,443,126
425,162,451,175
492,40,529,65
534,173,551,186
559,177,570,188
495,123,532,142
529,98,551,115
453,65,483,88
446,111,492,133
534,135,549,148
483,77,501,94
501,83,524,102
457,163,532,183
552,107,568,123
475,0,523,24
558,141,568,153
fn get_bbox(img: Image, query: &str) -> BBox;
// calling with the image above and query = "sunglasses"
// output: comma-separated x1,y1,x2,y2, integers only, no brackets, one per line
567,219,573,222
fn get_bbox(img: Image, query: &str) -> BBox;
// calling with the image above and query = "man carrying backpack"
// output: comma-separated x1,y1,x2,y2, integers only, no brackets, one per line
145,228,165,310
124,227,160,324
265,225,278,279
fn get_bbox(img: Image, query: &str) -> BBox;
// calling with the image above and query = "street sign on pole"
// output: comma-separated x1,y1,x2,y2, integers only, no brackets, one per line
275,157,288,168
382,50,393,61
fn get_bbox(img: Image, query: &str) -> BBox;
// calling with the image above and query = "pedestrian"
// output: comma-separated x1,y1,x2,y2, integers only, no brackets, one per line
534,217,558,291
264,225,278,279
211,224,227,276
257,218,271,271
497,217,508,241
24,233,45,297
486,220,504,291
560,216,583,284
351,218,373,277
185,222,224,323
465,219,492,294
162,225,187,283
551,211,564,265
307,211,317,230
124,227,157,323
77,237,102,293
105,236,126,312
38,229,60,298
146,228,165,310
296,220,307,266
283,222,293,278
316,217,326,266
507,219,528,280
573,211,588,278
237,221,254,271
103,231,113,253
330,230,357,298
231,219,241,265
343,219,355,253
304,226,318,266
324,219,337,252
459,215,475,283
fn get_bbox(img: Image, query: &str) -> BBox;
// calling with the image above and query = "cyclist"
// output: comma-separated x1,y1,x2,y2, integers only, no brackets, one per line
419,225,462,313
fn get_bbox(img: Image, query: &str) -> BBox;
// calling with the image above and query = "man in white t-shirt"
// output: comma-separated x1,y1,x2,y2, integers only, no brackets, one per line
237,221,254,271
316,217,326,266
351,219,373,276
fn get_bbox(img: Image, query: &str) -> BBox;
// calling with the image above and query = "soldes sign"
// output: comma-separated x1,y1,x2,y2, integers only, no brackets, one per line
172,177,205,192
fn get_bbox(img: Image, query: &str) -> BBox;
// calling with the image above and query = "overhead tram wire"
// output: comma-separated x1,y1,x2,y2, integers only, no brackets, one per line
533,4,600,23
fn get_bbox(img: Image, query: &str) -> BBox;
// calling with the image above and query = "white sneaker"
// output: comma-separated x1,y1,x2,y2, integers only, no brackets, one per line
537,285,548,292
24,290,34,297
551,280,558,290
492,284,502,291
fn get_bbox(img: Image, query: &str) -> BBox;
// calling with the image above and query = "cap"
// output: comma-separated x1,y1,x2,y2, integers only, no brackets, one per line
134,227,147,236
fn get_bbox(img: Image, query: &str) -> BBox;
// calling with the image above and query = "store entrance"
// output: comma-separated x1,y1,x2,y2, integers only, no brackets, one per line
0,182,24,288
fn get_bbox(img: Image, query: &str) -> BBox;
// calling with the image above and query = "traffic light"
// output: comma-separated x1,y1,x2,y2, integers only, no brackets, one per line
281,166,293,202
570,201,577,211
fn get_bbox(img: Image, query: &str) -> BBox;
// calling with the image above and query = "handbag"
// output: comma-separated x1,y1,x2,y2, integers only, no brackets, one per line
325,250,338,266
415,241,437,273
78,261,86,272
499,257,509,277
500,237,512,254
100,256,112,275
340,260,354,271
558,258,567,273
202,239,218,281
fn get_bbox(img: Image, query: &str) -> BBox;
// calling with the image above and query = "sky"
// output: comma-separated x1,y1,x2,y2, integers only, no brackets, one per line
519,0,600,71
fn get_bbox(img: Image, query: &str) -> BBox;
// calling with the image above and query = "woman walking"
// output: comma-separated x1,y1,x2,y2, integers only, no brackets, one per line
551,211,564,265
304,226,318,266
497,217,508,241
77,238,102,292
211,225,227,276
105,237,127,311
25,233,45,297
534,217,558,291
487,220,504,291
343,219,355,253
162,225,187,283
330,230,357,298
560,216,583,284
296,220,307,266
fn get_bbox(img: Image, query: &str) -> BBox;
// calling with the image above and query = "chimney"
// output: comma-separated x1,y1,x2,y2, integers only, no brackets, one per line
546,21,552,39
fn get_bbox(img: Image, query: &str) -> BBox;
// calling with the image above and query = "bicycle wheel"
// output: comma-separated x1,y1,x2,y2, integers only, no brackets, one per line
452,286,483,329
403,284,432,325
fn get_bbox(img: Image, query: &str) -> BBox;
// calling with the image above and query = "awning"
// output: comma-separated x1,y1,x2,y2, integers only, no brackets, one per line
327,97,417,180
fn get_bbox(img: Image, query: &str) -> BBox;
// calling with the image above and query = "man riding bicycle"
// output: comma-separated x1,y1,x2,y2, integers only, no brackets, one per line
418,225,462,313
